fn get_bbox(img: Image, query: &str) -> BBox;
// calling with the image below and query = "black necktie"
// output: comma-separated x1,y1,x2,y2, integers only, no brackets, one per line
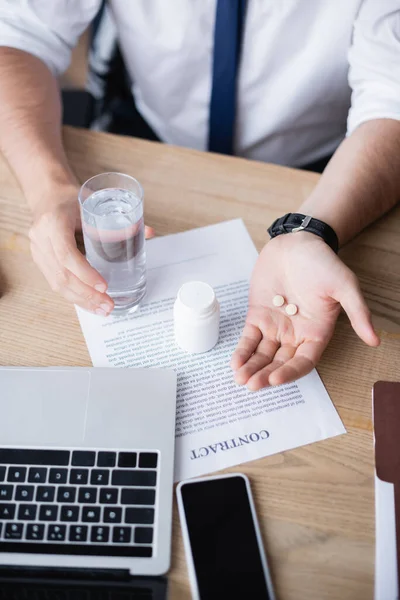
208,0,247,155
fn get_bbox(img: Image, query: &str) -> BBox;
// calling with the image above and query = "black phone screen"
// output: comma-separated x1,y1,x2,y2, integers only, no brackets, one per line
180,476,272,600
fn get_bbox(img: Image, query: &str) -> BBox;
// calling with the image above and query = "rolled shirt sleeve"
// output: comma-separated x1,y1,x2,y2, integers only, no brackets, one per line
0,0,101,76
347,0,400,134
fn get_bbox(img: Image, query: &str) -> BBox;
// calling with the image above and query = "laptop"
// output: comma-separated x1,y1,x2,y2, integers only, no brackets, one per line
0,367,177,598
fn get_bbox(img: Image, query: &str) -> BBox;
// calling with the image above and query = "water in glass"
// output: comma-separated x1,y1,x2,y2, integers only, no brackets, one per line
82,187,146,312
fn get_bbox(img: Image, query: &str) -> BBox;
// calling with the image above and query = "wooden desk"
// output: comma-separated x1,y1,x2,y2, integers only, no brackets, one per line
0,126,399,599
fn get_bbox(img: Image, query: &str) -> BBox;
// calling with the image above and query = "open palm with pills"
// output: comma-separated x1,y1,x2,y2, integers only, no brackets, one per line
231,231,380,390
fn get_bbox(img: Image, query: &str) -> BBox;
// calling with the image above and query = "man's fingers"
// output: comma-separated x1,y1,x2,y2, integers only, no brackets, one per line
51,278,107,314
333,275,380,347
231,324,263,371
268,355,315,387
246,344,297,391
32,246,97,312
234,339,279,385
267,341,326,387
52,232,108,293
31,244,114,315
57,269,114,314
145,225,155,239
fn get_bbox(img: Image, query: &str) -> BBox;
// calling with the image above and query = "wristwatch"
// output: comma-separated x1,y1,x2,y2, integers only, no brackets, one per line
267,213,339,254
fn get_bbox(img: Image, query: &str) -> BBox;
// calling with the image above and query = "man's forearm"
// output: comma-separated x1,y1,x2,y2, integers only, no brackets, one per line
299,119,400,246
0,48,78,214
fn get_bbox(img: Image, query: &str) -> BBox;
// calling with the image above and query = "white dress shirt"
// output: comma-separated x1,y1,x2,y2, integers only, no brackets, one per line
0,0,399,167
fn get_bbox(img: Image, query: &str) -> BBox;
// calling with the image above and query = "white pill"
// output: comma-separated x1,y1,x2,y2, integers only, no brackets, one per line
272,295,285,307
285,303,298,316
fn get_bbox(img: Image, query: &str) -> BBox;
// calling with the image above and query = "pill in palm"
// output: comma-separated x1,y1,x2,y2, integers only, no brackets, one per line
285,303,298,316
272,295,285,307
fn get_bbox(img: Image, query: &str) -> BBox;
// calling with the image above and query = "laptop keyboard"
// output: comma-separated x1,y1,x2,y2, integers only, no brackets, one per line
0,580,167,600
0,448,159,557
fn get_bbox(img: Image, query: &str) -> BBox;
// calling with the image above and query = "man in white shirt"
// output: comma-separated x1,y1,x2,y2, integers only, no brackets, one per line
0,0,398,389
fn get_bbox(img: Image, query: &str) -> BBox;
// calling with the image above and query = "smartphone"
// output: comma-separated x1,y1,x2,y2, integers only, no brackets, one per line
176,473,275,600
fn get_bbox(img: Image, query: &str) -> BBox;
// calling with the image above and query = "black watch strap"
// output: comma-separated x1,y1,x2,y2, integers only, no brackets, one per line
267,213,339,253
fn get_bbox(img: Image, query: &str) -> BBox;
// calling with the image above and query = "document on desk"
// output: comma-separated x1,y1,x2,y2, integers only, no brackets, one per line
373,381,400,600
77,219,345,481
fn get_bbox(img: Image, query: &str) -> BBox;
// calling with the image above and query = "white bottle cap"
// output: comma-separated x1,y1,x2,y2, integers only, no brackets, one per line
174,281,220,354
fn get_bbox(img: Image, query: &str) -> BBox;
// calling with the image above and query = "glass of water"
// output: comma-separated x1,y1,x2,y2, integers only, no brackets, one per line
79,172,146,313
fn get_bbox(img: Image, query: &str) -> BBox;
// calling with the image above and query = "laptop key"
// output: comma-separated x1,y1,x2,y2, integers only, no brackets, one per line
72,451,95,467
91,525,110,543
139,452,158,469
15,485,34,501
97,452,116,468
57,487,76,503
69,469,88,485
39,504,58,521
0,449,69,466
112,470,156,487
69,525,88,542
99,488,118,504
0,504,16,519
112,526,131,544
82,506,101,522
60,505,80,522
103,506,122,523
7,467,27,483
48,524,66,541
36,486,55,502
18,504,37,520
4,522,23,539
0,485,13,501
118,453,137,468
121,489,156,506
134,527,153,544
28,467,47,483
49,468,68,484
90,470,109,486
78,487,97,504
26,524,45,540
125,507,155,525
0,467,5,482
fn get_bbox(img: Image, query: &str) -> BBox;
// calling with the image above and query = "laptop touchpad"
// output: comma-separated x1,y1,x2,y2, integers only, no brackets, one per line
0,370,90,446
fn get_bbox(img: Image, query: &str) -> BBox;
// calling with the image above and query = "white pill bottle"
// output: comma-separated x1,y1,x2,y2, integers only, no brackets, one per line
174,281,220,354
